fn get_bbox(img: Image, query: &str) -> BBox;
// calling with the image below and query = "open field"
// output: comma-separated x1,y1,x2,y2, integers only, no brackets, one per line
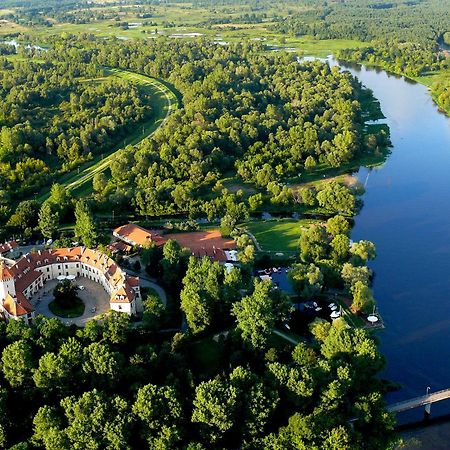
0,1,366,57
244,219,320,253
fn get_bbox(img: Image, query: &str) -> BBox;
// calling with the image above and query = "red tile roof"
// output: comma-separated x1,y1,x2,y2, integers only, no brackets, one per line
0,262,14,281
113,224,166,247
3,292,33,316
0,241,18,254
1,247,140,319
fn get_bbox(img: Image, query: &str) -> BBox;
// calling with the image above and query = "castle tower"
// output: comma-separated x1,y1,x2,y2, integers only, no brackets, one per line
0,260,15,301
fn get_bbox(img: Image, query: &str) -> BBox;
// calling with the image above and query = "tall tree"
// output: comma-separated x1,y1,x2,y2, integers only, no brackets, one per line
74,199,97,248
192,378,238,445
233,280,291,350
1,340,33,387
133,383,182,447
38,202,59,239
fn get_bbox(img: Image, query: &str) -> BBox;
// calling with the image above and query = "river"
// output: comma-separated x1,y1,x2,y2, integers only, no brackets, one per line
326,57,450,432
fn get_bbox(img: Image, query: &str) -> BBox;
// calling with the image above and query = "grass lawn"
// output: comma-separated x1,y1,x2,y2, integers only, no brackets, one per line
48,298,85,318
189,338,222,376
244,219,320,253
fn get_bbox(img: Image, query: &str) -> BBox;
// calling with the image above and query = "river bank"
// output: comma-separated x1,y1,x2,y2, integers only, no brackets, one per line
397,420,450,449
328,57,450,433
334,56,450,117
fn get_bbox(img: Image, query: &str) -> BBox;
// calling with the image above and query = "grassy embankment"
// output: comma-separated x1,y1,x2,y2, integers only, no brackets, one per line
36,68,179,202
413,69,450,116
335,52,450,116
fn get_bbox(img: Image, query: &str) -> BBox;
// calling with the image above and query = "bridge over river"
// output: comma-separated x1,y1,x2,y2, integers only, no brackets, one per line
387,389,450,415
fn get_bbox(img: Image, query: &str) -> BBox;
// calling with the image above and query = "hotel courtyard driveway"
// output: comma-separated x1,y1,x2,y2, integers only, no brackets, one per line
30,277,110,327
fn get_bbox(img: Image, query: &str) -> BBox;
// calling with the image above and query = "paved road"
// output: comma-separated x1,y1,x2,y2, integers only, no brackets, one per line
123,268,168,306
273,328,300,344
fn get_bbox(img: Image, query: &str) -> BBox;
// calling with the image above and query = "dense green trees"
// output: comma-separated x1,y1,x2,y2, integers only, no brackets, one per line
272,0,449,49
289,263,324,299
431,76,450,115
31,38,379,217
0,57,153,206
0,36,387,236
38,202,59,239
180,256,224,334
338,42,449,78
1,340,33,387
133,383,182,447
0,285,394,449
233,280,292,350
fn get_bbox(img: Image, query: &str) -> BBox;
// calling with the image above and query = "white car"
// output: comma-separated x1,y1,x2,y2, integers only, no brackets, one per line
78,285,85,291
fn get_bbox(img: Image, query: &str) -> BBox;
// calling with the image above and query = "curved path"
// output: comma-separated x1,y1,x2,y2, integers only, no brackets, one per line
123,268,168,306
38,68,178,201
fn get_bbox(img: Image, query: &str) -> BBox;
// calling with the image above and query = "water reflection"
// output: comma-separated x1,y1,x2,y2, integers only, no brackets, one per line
302,53,450,427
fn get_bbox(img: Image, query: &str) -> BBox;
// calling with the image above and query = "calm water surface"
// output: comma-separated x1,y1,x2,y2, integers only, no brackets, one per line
329,58,450,425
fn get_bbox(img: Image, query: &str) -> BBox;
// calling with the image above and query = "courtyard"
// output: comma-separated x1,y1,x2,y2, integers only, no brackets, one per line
30,276,110,327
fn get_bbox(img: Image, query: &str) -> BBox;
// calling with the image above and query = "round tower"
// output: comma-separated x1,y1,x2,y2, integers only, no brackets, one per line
0,260,15,300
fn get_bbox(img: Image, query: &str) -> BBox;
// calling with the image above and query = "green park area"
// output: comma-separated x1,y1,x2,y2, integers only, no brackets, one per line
48,281,85,318
244,219,320,253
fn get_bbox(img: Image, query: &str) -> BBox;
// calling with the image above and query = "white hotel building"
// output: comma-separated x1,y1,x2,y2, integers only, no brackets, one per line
0,247,142,324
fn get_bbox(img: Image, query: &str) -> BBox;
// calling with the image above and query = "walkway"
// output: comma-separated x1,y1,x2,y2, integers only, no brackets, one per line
273,328,301,345
388,389,450,413
123,267,167,305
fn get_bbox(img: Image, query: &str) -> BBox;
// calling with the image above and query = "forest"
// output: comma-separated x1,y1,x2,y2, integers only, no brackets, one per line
0,291,395,449
0,48,155,224
271,0,449,49
0,31,399,448
0,37,388,238
337,42,449,77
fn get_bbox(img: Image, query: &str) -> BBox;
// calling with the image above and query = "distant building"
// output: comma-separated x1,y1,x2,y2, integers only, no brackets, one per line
0,240,19,258
0,247,142,324
113,224,237,263
113,224,166,247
